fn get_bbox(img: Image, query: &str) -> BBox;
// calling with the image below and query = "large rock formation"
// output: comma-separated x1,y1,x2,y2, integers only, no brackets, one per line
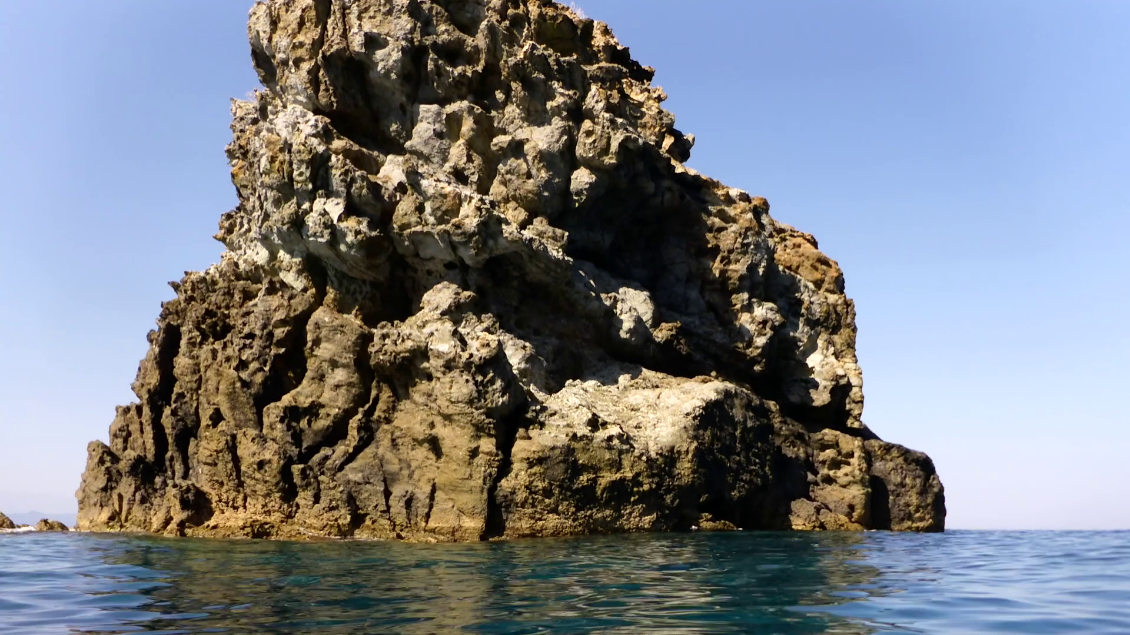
78,0,944,540
0,513,15,530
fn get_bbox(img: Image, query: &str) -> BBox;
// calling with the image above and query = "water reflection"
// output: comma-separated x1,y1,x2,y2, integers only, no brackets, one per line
52,532,886,634
8,530,1130,634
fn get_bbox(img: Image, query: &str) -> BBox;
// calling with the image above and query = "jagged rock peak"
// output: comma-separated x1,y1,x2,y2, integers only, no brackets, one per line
77,0,944,541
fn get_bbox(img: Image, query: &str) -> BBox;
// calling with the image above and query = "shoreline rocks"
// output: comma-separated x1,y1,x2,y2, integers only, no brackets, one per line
35,519,70,533
77,0,944,541
0,512,71,533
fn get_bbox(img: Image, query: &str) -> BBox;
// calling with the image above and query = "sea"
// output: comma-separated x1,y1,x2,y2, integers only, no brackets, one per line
0,530,1127,634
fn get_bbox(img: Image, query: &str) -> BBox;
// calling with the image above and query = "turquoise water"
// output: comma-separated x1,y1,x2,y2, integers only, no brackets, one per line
1,531,1127,634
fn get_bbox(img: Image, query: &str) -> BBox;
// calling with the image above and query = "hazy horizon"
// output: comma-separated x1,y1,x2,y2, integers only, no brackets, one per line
1,0,1127,530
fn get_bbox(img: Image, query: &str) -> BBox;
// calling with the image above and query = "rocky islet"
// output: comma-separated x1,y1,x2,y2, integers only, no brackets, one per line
0,513,70,533
34,519,71,533
76,0,944,540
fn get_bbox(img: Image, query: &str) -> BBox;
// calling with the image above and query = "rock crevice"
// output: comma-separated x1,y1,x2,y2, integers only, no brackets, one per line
77,0,944,540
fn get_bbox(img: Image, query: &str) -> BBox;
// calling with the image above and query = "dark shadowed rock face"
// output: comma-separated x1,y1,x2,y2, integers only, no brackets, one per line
77,0,944,540
0,513,15,530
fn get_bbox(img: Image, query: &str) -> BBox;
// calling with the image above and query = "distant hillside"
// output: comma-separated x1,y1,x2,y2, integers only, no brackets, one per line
7,512,78,528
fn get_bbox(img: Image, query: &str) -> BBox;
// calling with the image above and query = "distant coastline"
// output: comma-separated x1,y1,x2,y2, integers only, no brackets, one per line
5,511,78,528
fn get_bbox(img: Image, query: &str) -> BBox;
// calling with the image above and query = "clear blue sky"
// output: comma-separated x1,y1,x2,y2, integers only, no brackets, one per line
1,1,1126,530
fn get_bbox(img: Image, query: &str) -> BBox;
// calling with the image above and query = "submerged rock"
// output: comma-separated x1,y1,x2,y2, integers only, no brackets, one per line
77,0,944,540
0,513,15,530
34,519,70,533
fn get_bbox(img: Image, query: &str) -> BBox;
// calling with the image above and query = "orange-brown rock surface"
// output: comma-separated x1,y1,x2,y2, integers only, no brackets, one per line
77,0,944,540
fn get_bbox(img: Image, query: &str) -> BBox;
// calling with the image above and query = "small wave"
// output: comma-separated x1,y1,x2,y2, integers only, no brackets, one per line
0,527,39,535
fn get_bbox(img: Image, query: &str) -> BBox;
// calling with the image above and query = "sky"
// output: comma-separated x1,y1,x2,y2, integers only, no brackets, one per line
0,0,1126,530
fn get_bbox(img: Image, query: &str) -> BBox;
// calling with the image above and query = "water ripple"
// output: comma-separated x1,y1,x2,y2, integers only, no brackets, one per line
0,531,1127,634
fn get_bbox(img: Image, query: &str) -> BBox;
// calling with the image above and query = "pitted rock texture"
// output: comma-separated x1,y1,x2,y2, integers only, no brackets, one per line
77,0,944,540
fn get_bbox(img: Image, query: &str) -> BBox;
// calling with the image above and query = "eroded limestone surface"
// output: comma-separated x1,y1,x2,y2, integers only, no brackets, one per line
77,0,944,540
